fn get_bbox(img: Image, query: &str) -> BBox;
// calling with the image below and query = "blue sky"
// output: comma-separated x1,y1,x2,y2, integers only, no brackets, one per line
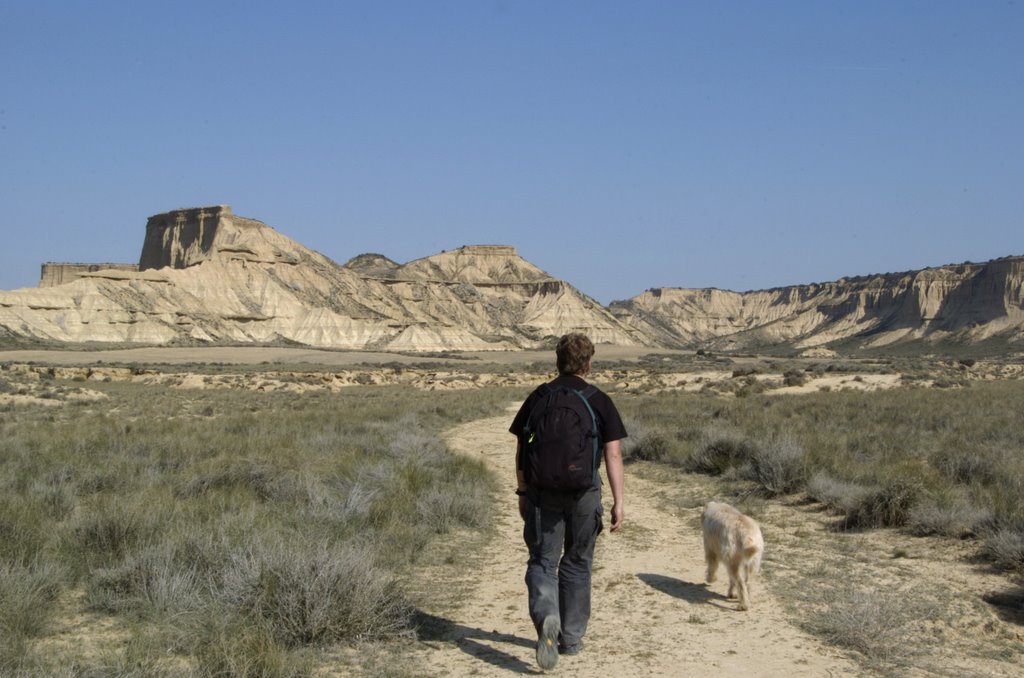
2,1,1021,304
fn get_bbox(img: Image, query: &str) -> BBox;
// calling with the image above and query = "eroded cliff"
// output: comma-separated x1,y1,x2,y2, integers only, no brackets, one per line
2,206,1021,352
0,207,647,350
609,258,1024,350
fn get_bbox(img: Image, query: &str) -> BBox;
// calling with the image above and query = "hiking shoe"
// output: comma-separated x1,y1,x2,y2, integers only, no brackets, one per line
536,615,560,670
559,639,583,656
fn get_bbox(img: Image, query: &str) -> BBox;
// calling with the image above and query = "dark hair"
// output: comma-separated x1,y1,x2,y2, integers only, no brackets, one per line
556,333,594,376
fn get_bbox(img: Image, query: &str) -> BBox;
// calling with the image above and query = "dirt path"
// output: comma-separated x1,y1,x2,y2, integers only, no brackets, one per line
411,410,860,676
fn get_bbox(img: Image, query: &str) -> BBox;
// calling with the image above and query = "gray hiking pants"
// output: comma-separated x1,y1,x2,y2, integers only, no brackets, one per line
523,487,603,648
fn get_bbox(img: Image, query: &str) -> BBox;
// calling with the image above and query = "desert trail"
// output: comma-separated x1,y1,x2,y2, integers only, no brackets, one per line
408,409,858,677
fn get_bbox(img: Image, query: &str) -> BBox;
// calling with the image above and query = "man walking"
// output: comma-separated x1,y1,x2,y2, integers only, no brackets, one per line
509,333,626,670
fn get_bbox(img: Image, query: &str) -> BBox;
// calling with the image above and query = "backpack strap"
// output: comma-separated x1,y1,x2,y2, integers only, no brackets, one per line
522,383,553,443
571,385,601,488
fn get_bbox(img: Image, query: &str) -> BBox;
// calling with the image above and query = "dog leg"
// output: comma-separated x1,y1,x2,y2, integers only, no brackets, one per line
727,561,741,601
705,551,718,584
733,560,751,610
744,560,757,606
736,575,750,611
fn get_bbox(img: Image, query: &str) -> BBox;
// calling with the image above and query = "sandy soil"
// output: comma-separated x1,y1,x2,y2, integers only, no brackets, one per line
0,345,664,367
408,409,860,676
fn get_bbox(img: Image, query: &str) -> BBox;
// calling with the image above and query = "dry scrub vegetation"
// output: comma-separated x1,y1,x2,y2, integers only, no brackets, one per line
2,352,1024,676
618,378,1024,674
0,367,518,676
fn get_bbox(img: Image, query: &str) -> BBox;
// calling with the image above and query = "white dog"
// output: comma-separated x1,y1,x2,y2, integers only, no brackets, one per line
701,501,764,611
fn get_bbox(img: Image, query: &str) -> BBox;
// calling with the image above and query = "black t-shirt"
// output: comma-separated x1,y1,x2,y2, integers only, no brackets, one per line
508,375,628,448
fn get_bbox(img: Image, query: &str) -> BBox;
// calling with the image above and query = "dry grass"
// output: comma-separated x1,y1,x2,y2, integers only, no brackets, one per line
617,378,1024,674
3,351,1024,675
0,371,516,675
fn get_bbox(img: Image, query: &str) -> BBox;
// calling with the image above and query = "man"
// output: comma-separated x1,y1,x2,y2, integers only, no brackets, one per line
509,333,626,670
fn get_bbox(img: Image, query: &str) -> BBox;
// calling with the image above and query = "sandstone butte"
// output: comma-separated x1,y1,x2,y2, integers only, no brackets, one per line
1,205,1022,353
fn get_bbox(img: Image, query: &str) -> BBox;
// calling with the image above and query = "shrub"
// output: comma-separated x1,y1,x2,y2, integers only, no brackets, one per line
387,426,446,465
806,471,871,514
416,467,491,533
0,495,54,562
844,479,923,529
0,560,65,672
981,527,1024,572
906,489,990,538
807,586,928,662
178,461,293,502
735,376,767,398
86,542,203,616
685,426,756,475
220,538,411,646
193,610,308,678
331,476,380,521
31,475,77,521
782,369,808,387
0,380,512,673
0,560,64,639
69,499,159,566
622,420,673,462
749,438,806,495
929,447,997,486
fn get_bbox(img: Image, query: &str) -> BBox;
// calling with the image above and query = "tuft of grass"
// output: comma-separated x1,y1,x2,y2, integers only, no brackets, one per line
930,446,998,486
685,425,756,475
806,586,932,663
782,368,808,387
0,561,65,672
981,528,1024,572
622,420,685,464
193,610,309,678
220,538,412,646
86,542,204,617
67,497,161,568
906,488,991,538
807,473,871,515
844,479,923,529
749,437,806,496
416,478,490,533
0,494,56,563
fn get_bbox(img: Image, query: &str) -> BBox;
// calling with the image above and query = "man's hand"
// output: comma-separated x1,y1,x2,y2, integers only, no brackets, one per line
519,494,528,520
610,501,624,531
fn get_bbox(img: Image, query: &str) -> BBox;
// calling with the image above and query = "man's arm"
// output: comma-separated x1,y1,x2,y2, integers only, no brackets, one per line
604,439,625,531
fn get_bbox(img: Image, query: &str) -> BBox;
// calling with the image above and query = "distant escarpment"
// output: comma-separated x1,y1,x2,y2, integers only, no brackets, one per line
0,206,647,351
609,257,1024,351
1,205,1021,352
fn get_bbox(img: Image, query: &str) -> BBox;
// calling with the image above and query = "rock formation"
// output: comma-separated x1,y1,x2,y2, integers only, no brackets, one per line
0,206,647,350
609,258,1024,350
1,205,1021,352
39,263,139,287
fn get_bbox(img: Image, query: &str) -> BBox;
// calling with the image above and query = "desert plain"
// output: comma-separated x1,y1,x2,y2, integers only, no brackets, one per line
1,345,1023,677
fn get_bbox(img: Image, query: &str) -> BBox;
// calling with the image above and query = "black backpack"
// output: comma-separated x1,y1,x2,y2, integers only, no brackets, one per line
522,383,601,492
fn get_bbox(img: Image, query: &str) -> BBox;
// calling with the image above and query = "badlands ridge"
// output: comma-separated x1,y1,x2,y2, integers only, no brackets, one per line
1,205,1021,352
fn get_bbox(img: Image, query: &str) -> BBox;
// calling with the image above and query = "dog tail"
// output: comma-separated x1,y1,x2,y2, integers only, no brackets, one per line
743,535,763,574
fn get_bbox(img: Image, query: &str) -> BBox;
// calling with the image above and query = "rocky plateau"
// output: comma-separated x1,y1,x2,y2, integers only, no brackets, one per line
2,205,1021,353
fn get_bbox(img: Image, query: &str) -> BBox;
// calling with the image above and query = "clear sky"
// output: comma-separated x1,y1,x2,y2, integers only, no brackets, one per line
2,1,1021,304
